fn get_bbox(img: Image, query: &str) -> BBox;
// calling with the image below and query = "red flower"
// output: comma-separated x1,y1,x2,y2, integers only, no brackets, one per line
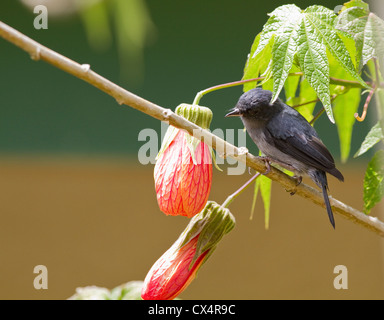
141,234,208,300
154,104,214,218
154,130,212,217
141,201,236,300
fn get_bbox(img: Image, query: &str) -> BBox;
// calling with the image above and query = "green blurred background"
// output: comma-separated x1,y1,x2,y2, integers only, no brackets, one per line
0,0,383,299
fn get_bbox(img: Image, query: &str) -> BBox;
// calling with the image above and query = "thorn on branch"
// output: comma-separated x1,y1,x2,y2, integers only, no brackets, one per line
81,64,91,73
30,47,41,61
219,146,248,160
162,109,173,120
115,96,124,105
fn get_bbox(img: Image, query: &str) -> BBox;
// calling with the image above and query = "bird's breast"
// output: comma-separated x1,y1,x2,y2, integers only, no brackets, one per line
241,116,309,174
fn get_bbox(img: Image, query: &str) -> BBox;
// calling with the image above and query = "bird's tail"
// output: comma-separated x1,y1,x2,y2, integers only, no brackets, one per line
322,184,335,229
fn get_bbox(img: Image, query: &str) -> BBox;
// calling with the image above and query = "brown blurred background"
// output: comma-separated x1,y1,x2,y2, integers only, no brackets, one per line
0,159,382,299
0,0,383,299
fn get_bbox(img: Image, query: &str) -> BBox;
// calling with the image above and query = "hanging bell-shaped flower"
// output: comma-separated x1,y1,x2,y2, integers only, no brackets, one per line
154,104,214,218
141,201,236,300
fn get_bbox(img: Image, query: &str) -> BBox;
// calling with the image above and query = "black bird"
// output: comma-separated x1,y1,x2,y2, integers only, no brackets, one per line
226,88,344,228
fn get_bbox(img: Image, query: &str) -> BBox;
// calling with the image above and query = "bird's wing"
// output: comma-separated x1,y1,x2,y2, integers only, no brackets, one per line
265,111,337,174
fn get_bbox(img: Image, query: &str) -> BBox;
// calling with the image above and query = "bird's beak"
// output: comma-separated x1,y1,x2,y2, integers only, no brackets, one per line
225,108,241,117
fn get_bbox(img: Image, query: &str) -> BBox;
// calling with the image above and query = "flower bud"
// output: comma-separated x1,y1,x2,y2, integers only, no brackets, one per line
154,104,213,218
141,201,235,300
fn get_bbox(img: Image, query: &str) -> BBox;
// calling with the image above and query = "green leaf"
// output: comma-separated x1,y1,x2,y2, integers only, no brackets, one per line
250,152,272,229
296,8,333,122
262,75,274,92
80,0,112,51
338,32,358,69
109,281,144,300
303,6,367,89
252,5,300,60
363,150,384,214
354,122,384,157
259,175,272,229
336,6,384,71
270,7,302,102
68,286,111,300
242,33,261,91
68,281,146,300
366,60,384,121
244,4,367,123
333,88,361,162
242,33,273,92
250,175,272,229
298,6,367,122
342,0,369,11
295,78,318,122
284,64,301,103
329,44,362,163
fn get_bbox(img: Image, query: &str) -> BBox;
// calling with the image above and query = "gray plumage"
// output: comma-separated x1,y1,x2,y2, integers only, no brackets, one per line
226,88,344,228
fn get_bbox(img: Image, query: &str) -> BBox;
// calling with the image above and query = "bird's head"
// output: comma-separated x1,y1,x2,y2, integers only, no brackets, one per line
225,88,277,121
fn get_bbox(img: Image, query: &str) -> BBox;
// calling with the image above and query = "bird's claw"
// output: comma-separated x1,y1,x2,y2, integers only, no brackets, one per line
259,156,271,175
289,175,302,195
263,160,271,175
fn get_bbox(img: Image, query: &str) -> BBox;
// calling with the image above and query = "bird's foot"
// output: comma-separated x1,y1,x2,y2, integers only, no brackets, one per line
289,175,302,196
258,156,272,175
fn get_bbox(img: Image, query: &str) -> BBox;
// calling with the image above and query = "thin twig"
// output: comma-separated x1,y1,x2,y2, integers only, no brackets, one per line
309,94,338,125
193,73,371,106
373,58,383,120
0,21,383,236
192,77,264,105
355,58,381,122
374,58,381,86
222,172,261,208
292,98,319,109
329,77,372,88
355,86,375,122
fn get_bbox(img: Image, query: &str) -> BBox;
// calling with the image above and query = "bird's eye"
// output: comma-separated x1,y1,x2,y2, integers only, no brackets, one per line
250,107,259,115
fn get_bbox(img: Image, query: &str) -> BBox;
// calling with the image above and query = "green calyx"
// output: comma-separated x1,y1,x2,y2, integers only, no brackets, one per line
156,104,221,171
175,104,214,166
177,201,236,268
175,104,213,129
